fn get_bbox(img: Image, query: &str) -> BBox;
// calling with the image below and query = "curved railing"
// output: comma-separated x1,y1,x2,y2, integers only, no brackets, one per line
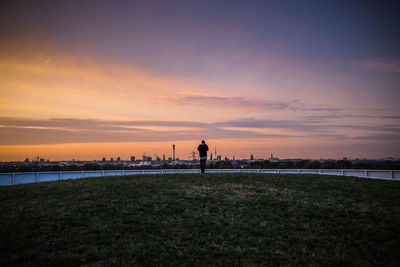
0,169,399,186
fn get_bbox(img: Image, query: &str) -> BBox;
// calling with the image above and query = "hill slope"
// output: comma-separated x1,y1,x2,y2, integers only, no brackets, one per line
1,173,399,266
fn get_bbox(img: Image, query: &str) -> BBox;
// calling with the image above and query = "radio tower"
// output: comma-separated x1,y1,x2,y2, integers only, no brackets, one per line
189,151,197,160
173,144,176,162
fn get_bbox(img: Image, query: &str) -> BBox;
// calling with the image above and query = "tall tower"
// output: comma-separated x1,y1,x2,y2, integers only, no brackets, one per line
173,144,176,162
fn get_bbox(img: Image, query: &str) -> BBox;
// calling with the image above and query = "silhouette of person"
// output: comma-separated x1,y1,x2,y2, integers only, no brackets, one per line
197,140,209,173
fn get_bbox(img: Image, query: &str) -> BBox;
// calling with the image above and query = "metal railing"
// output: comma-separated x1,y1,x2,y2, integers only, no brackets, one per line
0,169,399,186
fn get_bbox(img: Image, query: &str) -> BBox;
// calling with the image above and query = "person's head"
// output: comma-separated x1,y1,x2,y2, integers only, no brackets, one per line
201,140,205,144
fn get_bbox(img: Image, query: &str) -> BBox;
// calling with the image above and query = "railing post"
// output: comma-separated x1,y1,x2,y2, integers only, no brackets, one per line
81,171,84,178
365,170,368,177
161,170,164,174
391,170,394,180
12,173,15,185
102,171,105,176
142,170,145,174
277,169,280,174
258,169,260,173
341,170,344,176
122,170,125,175
59,171,62,180
36,172,39,182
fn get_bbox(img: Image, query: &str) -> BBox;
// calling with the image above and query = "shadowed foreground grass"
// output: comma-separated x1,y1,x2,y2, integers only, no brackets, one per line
0,173,399,266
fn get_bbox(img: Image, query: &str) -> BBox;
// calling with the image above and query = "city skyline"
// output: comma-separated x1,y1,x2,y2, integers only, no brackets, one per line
1,1,400,161
2,142,398,163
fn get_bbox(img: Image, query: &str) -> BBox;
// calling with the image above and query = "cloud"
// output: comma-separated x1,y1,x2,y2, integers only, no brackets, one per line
352,133,400,141
309,133,349,140
0,117,207,130
160,93,342,112
160,94,290,111
1,116,399,146
217,118,400,136
304,114,400,121
217,118,331,132
0,117,295,145
352,58,400,73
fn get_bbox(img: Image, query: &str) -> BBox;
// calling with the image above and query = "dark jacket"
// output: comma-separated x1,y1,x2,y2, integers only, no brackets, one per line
197,144,209,157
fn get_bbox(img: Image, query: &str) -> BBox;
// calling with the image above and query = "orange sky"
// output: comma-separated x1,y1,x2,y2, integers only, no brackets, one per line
1,39,399,161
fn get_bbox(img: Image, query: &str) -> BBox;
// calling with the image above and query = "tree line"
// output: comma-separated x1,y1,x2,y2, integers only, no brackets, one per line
1,159,399,172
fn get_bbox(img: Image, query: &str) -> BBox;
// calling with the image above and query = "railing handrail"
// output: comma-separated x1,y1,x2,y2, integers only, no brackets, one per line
0,169,399,186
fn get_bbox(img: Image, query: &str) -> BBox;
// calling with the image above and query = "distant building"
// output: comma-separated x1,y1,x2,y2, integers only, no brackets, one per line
130,156,135,162
224,157,229,161
163,154,165,161
110,158,113,162
269,153,280,163
117,157,121,162
217,155,221,161
24,158,29,163
250,154,254,160
102,157,106,162
210,153,213,160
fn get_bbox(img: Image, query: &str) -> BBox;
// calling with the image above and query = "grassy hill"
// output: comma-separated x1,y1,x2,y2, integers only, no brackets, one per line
1,173,399,266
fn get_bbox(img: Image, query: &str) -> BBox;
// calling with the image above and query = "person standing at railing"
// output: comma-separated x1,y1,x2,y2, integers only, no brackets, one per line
197,140,209,174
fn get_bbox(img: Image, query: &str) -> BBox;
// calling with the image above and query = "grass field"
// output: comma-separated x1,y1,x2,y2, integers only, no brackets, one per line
0,173,399,266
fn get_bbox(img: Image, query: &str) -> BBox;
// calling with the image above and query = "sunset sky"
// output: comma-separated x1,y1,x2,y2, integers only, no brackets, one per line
1,0,399,161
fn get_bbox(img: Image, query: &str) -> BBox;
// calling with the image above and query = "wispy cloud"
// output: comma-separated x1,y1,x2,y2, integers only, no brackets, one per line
304,114,400,121
217,118,400,138
160,94,290,111
352,58,400,73
353,133,400,140
1,117,399,146
0,117,295,145
160,93,342,113
0,117,207,130
217,118,327,132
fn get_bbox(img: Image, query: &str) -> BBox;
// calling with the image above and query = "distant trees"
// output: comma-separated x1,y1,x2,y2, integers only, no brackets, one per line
0,159,399,172
207,161,233,169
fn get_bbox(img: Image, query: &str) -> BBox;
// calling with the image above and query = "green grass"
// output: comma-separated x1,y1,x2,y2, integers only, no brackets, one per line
0,174,399,266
